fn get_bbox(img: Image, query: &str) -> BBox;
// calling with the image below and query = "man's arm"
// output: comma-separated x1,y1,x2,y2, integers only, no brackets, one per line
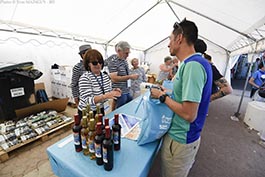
150,88,199,123
211,77,233,101
109,72,138,83
165,97,199,123
71,64,80,104
248,77,260,89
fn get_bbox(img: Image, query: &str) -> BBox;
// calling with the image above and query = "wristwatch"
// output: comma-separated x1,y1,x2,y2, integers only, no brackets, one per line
159,94,169,103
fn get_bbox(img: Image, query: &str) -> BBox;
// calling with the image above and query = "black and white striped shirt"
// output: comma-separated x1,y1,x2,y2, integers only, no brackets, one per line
107,54,130,93
71,60,86,99
78,71,111,111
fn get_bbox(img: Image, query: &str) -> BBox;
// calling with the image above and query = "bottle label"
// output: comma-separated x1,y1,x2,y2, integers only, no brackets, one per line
81,136,87,149
95,143,102,158
73,132,80,145
113,131,119,144
103,147,108,163
88,139,95,153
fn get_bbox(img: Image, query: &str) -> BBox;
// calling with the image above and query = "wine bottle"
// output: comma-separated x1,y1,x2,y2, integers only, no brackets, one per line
112,114,121,151
98,114,104,130
103,126,113,171
81,117,89,156
102,117,109,136
88,118,96,160
72,114,82,152
94,122,104,165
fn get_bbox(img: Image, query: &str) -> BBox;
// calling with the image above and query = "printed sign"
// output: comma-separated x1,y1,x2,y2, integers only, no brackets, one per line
10,87,25,97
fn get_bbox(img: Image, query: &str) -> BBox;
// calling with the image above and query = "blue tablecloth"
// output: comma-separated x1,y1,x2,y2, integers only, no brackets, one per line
47,96,160,177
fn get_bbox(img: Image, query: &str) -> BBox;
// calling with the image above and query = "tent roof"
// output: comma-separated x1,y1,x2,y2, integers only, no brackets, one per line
0,0,265,53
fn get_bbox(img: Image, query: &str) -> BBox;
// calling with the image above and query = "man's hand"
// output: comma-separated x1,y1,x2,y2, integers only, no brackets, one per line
150,87,165,99
74,98,79,106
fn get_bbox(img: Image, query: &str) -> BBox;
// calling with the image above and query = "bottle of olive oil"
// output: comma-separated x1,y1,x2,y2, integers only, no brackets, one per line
81,116,89,156
88,118,96,160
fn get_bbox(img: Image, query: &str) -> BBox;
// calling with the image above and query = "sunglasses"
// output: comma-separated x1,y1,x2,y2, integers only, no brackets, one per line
173,18,186,34
91,61,103,66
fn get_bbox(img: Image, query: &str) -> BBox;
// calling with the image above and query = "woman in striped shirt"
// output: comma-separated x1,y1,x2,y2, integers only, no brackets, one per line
78,49,121,118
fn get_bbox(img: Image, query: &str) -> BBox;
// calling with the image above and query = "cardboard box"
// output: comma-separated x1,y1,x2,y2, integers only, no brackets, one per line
15,83,69,119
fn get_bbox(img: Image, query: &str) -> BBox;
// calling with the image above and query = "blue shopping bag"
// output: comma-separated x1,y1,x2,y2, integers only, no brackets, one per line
162,80,174,94
136,91,173,145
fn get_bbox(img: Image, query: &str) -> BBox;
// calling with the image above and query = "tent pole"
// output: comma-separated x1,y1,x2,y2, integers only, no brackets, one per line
144,36,168,53
104,44,108,59
224,50,231,77
106,0,162,45
165,0,180,22
233,42,258,118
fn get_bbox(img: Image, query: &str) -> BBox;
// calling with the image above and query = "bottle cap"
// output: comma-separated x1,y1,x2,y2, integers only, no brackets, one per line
104,118,109,126
74,114,80,124
96,122,102,134
105,126,110,139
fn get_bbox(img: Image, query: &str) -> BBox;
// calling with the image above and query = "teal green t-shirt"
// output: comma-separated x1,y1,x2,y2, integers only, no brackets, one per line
168,55,208,144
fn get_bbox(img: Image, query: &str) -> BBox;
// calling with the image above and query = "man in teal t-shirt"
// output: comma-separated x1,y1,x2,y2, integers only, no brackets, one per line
151,19,212,177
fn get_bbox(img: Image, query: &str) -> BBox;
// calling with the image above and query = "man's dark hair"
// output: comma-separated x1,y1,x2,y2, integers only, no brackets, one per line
258,61,264,69
194,39,207,54
173,19,198,45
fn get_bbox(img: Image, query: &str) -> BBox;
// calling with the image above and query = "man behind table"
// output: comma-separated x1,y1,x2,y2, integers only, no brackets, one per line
107,41,139,109
151,19,212,177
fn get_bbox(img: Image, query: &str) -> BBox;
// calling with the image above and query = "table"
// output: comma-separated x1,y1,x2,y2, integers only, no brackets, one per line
47,96,160,177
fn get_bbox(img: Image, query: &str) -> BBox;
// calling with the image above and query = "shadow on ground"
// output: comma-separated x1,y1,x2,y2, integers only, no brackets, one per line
148,91,265,177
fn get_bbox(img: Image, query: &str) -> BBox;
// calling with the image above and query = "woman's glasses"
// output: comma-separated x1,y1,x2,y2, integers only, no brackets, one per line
91,61,103,66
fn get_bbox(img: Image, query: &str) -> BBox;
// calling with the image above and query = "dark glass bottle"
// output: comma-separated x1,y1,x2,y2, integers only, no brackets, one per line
94,122,104,165
98,114,104,130
72,114,82,152
103,126,113,171
112,114,121,151
103,117,109,136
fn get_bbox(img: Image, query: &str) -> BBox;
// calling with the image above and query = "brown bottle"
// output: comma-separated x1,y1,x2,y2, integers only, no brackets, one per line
98,114,104,130
88,118,96,160
72,114,82,152
102,117,109,136
112,114,121,151
94,122,104,165
103,126,113,171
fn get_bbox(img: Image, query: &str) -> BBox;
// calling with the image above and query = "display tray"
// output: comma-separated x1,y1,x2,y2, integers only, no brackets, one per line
0,119,73,162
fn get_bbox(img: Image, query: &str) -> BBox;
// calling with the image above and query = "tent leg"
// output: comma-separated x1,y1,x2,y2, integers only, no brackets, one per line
232,44,257,120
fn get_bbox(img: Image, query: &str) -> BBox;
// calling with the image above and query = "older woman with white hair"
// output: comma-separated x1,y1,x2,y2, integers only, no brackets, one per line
129,58,147,98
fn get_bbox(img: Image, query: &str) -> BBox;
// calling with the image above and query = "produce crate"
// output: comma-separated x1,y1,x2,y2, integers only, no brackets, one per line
0,119,73,162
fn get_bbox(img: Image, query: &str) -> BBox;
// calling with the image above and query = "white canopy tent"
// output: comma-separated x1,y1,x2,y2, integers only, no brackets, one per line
0,0,265,115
